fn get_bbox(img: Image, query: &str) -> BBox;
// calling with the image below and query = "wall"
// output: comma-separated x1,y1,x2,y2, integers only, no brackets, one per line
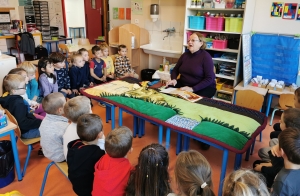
131,0,185,69
252,0,300,35
109,0,131,30
2,0,20,20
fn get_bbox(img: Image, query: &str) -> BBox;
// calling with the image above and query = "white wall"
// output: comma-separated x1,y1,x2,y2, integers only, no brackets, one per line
252,0,300,35
64,0,86,38
5,0,20,20
109,0,131,29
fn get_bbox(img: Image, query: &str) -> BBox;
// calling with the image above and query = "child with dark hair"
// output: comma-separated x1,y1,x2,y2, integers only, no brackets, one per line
38,57,58,97
92,126,133,196
49,52,74,98
115,44,139,79
90,45,106,84
67,113,105,196
271,127,300,195
126,143,170,196
170,150,215,196
223,169,269,196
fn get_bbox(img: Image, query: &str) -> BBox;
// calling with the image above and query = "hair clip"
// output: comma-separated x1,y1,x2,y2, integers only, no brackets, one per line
148,147,155,151
146,174,148,178
201,182,207,189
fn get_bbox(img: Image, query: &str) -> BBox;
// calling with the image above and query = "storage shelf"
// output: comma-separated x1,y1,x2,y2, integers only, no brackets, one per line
187,8,244,11
217,89,233,95
215,74,235,80
206,48,239,53
186,28,241,34
213,97,231,103
212,58,237,63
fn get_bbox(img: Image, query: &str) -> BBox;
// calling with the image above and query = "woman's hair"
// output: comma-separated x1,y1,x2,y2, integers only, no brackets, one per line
222,169,269,196
18,61,36,75
175,150,215,196
282,108,300,128
126,143,170,196
2,68,27,94
38,57,56,84
193,32,207,49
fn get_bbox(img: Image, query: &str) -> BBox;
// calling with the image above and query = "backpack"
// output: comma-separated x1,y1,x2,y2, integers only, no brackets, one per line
35,45,48,59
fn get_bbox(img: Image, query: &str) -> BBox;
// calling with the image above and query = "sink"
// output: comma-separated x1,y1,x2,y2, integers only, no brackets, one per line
140,44,182,58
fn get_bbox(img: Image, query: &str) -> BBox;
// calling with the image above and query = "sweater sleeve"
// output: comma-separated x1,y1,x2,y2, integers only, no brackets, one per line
114,56,123,76
27,79,39,100
69,67,77,89
39,74,51,97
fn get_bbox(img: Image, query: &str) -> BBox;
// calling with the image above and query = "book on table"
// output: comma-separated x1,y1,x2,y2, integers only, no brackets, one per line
160,87,202,102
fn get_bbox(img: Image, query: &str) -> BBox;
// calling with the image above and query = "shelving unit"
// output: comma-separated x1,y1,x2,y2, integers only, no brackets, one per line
108,24,150,75
33,1,51,40
183,0,255,102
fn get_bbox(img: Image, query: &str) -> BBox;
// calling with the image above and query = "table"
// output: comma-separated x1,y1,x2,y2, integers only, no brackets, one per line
69,27,85,39
0,121,22,181
42,38,73,54
95,39,105,44
66,44,95,53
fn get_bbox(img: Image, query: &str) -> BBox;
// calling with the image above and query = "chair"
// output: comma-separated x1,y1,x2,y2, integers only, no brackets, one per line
3,108,40,177
88,49,93,60
269,93,295,125
39,161,68,196
58,44,71,69
9,34,22,64
77,38,90,45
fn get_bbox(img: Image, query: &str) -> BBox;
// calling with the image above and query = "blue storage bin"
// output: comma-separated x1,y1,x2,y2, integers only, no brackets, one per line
188,16,205,30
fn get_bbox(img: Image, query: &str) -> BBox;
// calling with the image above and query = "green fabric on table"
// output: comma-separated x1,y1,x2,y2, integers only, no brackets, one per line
193,121,248,150
105,96,176,121
161,93,260,137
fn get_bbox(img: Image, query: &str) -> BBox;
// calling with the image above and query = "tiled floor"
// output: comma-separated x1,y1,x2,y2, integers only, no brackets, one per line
1,99,278,196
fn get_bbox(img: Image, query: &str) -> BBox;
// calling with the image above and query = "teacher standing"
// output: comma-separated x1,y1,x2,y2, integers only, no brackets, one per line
166,32,216,98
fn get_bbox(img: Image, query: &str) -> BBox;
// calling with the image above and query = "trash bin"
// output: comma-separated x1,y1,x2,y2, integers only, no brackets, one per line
141,69,156,81
0,140,15,188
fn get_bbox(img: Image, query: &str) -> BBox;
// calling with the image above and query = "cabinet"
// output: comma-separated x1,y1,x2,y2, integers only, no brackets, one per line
183,0,254,102
0,55,17,95
108,24,149,75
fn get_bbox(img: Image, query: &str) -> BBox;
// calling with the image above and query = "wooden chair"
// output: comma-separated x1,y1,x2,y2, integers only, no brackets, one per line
88,49,93,60
269,94,295,125
3,108,40,177
39,161,68,196
78,38,90,45
58,44,71,69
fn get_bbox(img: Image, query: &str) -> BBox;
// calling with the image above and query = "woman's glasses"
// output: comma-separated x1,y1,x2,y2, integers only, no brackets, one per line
187,39,202,43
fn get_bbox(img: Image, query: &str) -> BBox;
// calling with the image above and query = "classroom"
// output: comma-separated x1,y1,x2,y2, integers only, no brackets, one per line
0,0,300,195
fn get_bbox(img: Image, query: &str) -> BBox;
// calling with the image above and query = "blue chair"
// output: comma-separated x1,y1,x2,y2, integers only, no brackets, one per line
269,93,294,126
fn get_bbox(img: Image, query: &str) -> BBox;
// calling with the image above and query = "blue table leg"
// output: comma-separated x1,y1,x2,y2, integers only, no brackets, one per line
105,105,111,123
234,153,242,170
133,116,138,138
233,90,237,104
55,41,59,52
176,133,182,155
70,38,73,43
245,147,250,161
141,119,145,136
218,150,229,196
158,125,163,144
250,140,256,155
165,128,171,150
265,94,273,117
183,135,190,151
9,131,22,181
46,43,51,55
111,105,115,130
119,108,123,126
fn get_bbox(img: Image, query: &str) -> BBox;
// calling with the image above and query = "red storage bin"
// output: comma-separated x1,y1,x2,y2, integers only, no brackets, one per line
205,17,225,31
213,40,228,49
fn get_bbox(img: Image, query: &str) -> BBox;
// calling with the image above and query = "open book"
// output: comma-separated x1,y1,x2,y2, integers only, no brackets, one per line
160,87,202,103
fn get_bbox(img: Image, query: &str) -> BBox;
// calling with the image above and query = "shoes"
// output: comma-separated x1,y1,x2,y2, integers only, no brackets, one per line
98,102,106,108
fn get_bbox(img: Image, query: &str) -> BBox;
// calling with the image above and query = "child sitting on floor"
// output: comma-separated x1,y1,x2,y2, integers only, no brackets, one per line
99,43,115,81
126,143,170,196
39,92,69,162
78,48,93,85
115,44,139,79
0,74,41,139
38,57,58,97
90,45,106,84
92,126,133,195
67,113,106,196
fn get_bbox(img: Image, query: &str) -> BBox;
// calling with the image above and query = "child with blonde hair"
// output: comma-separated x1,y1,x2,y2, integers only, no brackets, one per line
126,143,170,196
223,169,269,196
38,57,58,97
170,150,215,196
99,43,115,81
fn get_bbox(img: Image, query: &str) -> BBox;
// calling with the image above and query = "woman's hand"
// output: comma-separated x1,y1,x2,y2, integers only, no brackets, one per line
166,79,177,86
180,86,193,92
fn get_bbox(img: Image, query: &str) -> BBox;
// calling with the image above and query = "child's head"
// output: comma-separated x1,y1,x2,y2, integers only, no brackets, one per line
3,74,26,95
279,127,300,165
175,150,215,196
294,87,300,108
92,45,102,59
77,113,103,142
78,48,89,62
64,96,91,123
105,126,132,158
71,53,85,68
42,92,66,115
99,43,109,57
7,68,29,85
222,169,269,196
18,61,36,81
49,52,66,70
38,57,55,78
128,143,170,196
118,44,127,57
280,108,300,130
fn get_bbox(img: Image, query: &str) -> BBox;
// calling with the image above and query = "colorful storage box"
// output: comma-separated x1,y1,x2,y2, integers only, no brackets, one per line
213,40,228,49
205,17,225,31
188,16,205,30
225,17,243,33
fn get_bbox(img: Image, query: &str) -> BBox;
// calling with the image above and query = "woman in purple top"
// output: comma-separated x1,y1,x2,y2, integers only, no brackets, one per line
167,32,216,98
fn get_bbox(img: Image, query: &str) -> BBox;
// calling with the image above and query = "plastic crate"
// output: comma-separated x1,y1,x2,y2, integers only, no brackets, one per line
225,17,243,33
188,16,205,30
213,40,228,49
205,17,224,31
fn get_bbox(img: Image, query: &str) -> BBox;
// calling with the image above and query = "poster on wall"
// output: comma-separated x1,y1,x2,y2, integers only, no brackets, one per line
126,8,131,20
296,4,300,20
282,3,297,19
271,2,283,17
113,7,119,19
242,33,252,87
131,0,143,15
119,8,125,20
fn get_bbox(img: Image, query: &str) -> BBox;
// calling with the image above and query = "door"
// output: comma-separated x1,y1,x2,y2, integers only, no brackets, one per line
84,0,102,43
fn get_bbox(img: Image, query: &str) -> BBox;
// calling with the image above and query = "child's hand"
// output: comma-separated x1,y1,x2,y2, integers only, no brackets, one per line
101,76,106,82
61,89,68,94
30,104,38,110
67,89,72,94
72,89,79,95
271,144,281,157
254,162,272,172
89,82,94,86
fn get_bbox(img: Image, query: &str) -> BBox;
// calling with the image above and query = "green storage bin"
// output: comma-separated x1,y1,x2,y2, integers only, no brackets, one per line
225,17,243,33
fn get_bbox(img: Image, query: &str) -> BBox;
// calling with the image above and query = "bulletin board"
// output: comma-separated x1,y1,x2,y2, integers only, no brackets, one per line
45,0,65,35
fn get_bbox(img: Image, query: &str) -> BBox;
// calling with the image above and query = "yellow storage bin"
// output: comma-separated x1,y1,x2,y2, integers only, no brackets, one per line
216,81,224,90
225,17,243,33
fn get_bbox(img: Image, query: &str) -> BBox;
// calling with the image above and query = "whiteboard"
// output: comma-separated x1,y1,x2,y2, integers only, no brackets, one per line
0,12,10,24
